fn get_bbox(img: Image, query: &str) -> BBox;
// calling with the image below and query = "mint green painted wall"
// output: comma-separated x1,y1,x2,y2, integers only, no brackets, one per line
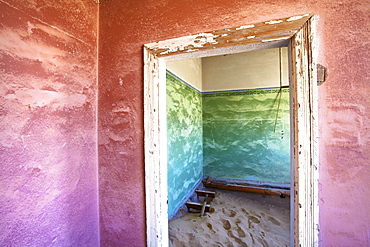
167,70,291,216
202,89,290,183
166,72,203,217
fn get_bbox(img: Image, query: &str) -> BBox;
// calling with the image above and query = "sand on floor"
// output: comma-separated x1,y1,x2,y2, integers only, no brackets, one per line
169,189,290,247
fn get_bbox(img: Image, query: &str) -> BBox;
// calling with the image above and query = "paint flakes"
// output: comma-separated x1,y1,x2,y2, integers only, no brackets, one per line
265,20,283,25
235,25,255,30
185,49,200,53
287,14,310,22
262,37,289,42
233,37,246,42
247,36,256,39
147,32,219,55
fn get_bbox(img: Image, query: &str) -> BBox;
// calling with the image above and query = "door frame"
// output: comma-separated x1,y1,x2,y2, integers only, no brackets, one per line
144,14,319,247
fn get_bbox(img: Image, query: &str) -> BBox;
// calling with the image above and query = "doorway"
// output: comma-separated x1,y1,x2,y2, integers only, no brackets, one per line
144,15,318,247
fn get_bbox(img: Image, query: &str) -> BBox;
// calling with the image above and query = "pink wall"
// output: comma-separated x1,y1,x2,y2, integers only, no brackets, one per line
0,1,99,246
99,0,370,246
1,0,369,246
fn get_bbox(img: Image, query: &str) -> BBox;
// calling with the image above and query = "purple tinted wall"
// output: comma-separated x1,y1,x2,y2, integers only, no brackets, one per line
0,1,99,246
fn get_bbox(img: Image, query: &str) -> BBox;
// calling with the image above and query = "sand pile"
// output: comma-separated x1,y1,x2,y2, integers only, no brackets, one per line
169,189,290,247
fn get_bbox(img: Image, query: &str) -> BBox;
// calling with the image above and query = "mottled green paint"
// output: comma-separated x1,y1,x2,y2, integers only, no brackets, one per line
202,89,290,183
166,71,203,217
167,70,291,216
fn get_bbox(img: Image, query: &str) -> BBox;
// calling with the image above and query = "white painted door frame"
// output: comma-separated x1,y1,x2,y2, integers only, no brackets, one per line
144,15,318,247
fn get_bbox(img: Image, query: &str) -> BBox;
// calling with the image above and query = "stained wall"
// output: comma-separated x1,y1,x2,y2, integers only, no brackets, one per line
203,89,290,183
166,48,290,215
166,71,203,217
99,0,370,246
0,0,99,246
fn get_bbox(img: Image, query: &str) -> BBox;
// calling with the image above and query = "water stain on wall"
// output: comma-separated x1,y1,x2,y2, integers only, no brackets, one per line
166,71,203,217
203,89,290,183
166,70,291,215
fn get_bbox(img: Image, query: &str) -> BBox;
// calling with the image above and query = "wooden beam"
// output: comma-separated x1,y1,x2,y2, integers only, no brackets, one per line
145,14,312,58
203,177,290,197
185,202,215,212
203,177,290,189
195,190,216,199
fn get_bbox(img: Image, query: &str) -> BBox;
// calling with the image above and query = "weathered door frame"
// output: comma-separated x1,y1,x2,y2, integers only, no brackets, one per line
144,14,318,247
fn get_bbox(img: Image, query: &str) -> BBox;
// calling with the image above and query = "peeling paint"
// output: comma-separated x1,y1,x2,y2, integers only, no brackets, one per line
262,37,290,42
148,32,219,55
287,14,310,22
185,49,199,53
233,37,246,42
235,24,255,30
265,20,284,25
146,16,311,57
144,14,318,247
99,0,370,245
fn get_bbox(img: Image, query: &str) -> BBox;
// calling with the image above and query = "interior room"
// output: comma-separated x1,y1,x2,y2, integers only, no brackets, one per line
165,48,292,245
166,48,290,217
1,0,369,246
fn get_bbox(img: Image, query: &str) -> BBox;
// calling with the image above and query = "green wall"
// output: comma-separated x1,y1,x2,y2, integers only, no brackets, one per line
166,70,291,216
202,89,290,183
166,71,203,217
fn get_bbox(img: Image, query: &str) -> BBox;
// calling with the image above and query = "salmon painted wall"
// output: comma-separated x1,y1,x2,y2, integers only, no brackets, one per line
0,1,99,246
97,3,146,246
99,0,370,246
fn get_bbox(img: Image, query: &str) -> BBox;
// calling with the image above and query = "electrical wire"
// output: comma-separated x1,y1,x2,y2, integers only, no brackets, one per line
274,47,283,133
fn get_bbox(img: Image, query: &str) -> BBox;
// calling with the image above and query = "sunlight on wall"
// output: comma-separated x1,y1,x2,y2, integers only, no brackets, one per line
202,89,290,182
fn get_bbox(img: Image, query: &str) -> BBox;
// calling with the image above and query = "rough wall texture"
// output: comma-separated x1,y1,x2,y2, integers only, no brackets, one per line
0,0,368,246
97,8,146,247
0,0,99,246
166,71,203,217
99,0,370,246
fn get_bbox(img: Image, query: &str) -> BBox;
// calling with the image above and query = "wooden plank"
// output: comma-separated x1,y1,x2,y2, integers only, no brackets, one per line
200,194,209,217
195,190,216,198
185,202,215,212
203,179,290,197
145,14,312,57
291,16,319,246
203,176,290,190
144,45,169,247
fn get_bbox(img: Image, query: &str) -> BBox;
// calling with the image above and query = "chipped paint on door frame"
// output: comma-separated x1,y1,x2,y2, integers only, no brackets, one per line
144,14,318,247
